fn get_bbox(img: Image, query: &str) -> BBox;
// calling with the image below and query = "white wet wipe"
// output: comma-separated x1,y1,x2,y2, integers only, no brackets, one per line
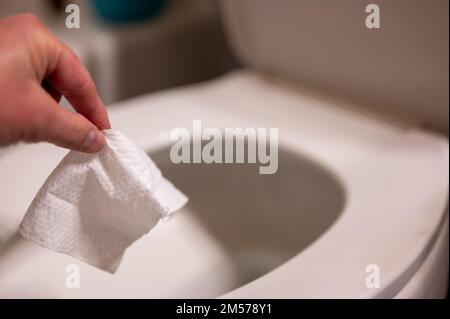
19,130,188,273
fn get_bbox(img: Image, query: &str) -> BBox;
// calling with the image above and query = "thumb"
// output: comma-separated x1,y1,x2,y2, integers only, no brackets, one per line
25,87,106,153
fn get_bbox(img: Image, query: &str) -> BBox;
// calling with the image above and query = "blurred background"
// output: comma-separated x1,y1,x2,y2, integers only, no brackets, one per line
0,0,236,104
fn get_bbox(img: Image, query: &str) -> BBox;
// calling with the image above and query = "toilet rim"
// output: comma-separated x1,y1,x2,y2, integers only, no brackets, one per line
107,71,448,298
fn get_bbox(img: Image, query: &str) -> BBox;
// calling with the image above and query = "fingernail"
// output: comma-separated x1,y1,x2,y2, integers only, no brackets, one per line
82,130,104,152
82,130,96,149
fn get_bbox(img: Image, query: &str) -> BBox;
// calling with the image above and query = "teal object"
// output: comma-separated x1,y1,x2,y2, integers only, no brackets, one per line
91,0,165,24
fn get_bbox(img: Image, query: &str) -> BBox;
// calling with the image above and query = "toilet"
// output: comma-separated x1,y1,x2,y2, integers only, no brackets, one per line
0,0,448,298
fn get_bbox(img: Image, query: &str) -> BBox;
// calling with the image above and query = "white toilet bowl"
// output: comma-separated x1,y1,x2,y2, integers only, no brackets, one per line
0,71,447,298
0,0,448,298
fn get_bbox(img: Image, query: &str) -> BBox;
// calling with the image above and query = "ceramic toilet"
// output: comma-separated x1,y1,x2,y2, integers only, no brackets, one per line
0,0,448,298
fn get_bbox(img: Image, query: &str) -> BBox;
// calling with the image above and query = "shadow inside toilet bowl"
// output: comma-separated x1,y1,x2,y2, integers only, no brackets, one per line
150,143,346,293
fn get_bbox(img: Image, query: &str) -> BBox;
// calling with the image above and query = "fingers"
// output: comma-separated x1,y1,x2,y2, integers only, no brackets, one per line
23,84,106,153
0,13,110,152
45,110,106,153
42,80,62,102
45,46,111,130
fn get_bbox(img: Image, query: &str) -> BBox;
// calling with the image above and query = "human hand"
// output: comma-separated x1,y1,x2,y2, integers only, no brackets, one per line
0,13,110,152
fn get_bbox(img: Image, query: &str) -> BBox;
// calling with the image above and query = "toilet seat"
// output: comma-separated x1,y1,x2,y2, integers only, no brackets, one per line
0,71,447,298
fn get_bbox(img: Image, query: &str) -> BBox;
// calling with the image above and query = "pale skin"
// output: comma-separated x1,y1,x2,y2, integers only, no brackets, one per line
0,13,110,153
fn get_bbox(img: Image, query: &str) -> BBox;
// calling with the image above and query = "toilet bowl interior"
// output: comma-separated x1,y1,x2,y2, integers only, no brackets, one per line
150,143,345,291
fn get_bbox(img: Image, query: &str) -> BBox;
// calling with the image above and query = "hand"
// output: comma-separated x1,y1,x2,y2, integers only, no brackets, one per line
0,13,111,153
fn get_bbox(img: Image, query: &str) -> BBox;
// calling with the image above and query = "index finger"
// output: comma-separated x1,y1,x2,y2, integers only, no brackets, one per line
46,44,111,130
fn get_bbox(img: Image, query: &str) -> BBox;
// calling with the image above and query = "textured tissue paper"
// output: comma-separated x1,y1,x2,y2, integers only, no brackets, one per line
19,130,188,273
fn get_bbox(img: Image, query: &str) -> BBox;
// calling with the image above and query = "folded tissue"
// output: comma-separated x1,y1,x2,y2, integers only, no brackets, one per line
19,130,188,273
